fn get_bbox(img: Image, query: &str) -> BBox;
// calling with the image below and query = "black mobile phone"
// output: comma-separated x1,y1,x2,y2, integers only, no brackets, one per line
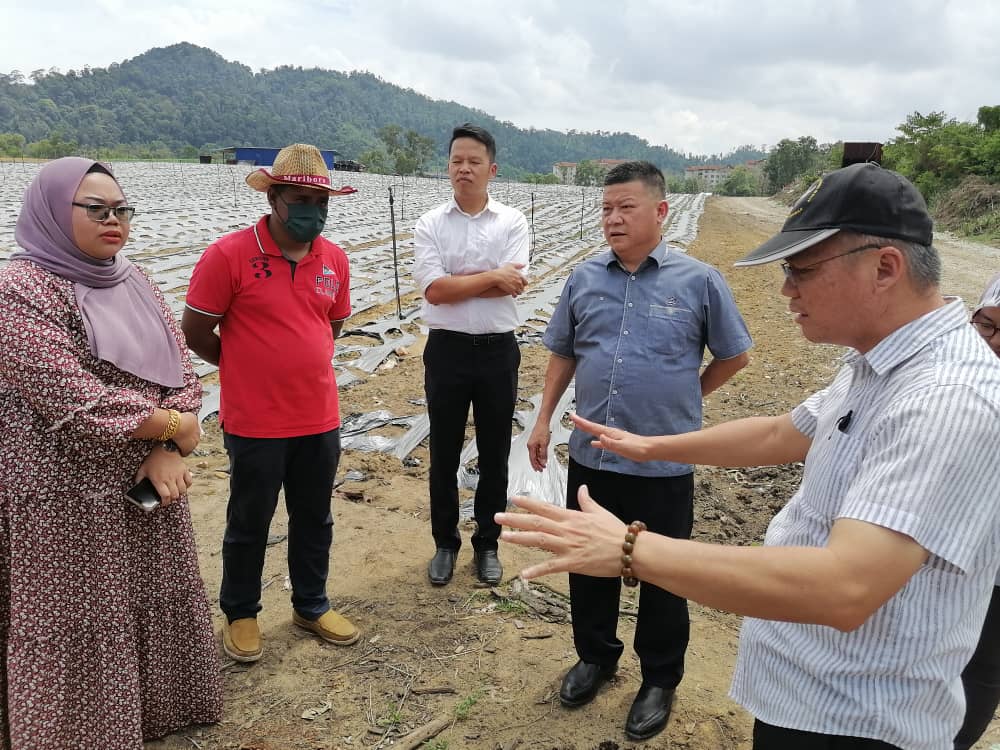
125,477,162,512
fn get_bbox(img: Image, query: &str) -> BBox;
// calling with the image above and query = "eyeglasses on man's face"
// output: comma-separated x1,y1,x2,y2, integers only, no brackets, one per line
72,202,136,223
780,243,883,284
972,317,1000,339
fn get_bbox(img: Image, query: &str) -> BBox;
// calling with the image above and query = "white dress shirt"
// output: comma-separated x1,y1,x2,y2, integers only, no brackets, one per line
413,195,530,334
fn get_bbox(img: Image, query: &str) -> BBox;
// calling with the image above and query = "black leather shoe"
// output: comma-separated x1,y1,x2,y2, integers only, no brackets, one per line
559,659,617,707
428,549,457,585
625,684,675,740
474,550,503,585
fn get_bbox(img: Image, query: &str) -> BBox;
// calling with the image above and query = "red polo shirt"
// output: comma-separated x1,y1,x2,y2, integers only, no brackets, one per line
185,216,351,438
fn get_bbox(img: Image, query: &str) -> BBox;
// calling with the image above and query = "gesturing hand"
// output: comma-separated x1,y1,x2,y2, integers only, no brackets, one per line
570,413,655,462
495,486,627,580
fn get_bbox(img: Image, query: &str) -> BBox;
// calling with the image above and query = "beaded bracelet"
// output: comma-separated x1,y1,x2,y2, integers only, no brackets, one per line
621,520,647,587
156,409,181,442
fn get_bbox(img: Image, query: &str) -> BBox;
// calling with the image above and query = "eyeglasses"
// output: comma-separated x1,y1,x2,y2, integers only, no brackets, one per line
72,202,136,223
780,243,883,283
972,317,999,339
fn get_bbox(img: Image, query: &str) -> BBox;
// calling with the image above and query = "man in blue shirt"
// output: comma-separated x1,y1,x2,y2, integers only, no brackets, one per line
526,161,752,741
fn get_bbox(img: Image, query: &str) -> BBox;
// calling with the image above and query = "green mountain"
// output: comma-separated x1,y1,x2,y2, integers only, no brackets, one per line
0,43,763,173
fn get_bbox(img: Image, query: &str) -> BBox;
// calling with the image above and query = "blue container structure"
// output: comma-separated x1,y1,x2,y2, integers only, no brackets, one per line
220,146,338,169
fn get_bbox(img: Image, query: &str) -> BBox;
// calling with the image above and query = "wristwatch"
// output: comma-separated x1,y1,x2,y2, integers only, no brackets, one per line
162,439,180,452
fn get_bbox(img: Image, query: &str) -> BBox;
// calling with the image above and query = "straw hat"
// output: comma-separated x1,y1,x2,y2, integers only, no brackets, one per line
245,143,357,195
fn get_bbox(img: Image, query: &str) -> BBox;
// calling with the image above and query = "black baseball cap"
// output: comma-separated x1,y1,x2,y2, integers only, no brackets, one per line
734,162,934,266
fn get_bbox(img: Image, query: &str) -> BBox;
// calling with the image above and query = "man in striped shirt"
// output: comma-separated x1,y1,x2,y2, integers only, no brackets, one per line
498,163,1000,750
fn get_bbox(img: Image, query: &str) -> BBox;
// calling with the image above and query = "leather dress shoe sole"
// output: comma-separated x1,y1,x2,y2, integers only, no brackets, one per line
625,685,675,740
428,549,457,586
559,661,617,708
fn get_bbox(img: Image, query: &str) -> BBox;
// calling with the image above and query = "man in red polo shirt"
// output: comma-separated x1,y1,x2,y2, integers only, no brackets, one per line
182,143,358,663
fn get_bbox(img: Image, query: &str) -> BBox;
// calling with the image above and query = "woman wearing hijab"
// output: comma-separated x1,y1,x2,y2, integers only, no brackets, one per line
0,158,222,748
955,272,1000,750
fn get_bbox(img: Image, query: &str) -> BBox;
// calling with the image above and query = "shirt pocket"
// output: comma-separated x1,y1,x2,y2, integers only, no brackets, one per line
800,426,865,520
646,304,698,354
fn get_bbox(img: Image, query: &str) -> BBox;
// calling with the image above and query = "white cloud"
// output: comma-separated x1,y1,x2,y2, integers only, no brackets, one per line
1,0,998,154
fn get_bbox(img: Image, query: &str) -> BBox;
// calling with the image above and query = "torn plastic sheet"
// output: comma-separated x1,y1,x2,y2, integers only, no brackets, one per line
339,410,417,451
392,413,429,459
507,388,575,507
340,410,413,437
342,435,398,453
199,385,220,423
455,387,575,508
338,312,421,374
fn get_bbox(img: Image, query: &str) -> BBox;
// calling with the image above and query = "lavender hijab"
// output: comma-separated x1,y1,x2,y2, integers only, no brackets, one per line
11,157,184,387
976,272,1000,315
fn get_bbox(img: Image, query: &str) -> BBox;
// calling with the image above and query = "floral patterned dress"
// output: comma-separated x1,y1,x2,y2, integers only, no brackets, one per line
0,259,222,749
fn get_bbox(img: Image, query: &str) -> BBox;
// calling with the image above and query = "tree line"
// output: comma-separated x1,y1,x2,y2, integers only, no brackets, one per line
762,107,1000,202
0,42,762,178
754,108,1000,241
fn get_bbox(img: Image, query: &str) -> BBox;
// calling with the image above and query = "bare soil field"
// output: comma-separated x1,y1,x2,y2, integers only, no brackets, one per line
148,196,998,750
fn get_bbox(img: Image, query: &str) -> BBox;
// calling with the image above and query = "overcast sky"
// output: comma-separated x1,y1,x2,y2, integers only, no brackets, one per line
2,0,998,156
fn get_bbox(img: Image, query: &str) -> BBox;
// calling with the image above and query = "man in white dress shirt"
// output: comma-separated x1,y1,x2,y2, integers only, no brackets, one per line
412,123,530,586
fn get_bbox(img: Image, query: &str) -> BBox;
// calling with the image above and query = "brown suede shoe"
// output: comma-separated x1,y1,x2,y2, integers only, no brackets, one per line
293,610,360,646
223,617,263,662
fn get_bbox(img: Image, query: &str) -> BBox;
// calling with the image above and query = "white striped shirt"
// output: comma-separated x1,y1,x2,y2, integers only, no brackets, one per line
730,299,1000,750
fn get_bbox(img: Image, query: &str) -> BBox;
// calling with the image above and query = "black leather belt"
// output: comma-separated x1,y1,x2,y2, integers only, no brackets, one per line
430,329,515,346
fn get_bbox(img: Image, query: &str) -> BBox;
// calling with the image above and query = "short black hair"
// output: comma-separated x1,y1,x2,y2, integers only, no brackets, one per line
450,123,496,162
604,161,666,199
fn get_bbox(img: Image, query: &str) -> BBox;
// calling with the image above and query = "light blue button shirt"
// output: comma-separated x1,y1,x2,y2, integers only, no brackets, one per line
543,240,752,477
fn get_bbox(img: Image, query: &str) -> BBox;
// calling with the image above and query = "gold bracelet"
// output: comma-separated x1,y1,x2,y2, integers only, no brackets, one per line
621,520,647,587
156,409,181,442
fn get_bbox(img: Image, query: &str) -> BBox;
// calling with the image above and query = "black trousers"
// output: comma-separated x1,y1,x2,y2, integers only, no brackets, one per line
220,428,341,621
955,585,1000,750
423,329,519,553
753,720,901,749
566,458,694,688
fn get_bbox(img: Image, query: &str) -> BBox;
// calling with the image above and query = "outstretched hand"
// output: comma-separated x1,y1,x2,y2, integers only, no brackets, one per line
495,486,626,580
569,413,655,462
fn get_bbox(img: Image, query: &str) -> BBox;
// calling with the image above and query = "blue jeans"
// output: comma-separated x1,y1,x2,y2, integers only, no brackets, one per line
220,428,341,621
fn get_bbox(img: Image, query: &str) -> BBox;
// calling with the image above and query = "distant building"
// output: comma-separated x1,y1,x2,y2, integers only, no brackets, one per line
219,146,339,169
684,164,733,189
553,162,577,184
552,158,630,185
684,159,767,190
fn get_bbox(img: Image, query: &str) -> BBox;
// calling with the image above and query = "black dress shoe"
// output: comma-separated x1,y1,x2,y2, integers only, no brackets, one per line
559,659,617,707
428,549,457,585
625,684,675,740
474,550,503,585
